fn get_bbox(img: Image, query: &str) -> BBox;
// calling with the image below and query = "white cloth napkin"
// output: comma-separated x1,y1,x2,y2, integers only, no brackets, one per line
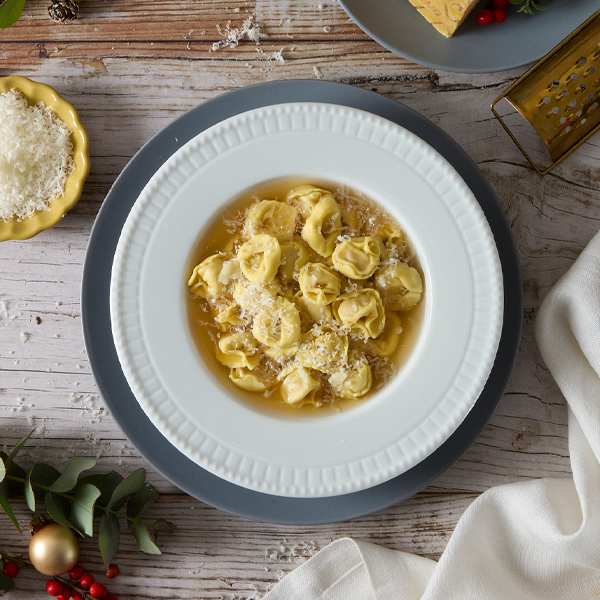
264,229,600,600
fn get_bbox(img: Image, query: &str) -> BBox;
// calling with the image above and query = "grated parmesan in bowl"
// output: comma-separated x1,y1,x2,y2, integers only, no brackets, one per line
0,76,89,241
0,89,74,222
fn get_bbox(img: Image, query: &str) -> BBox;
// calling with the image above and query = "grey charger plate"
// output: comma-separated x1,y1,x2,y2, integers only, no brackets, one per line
82,80,522,525
339,1,598,73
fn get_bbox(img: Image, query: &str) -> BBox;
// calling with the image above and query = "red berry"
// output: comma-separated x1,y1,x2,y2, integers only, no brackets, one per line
79,574,94,589
493,0,510,7
69,565,84,580
2,562,19,578
57,590,73,600
46,580,64,597
477,9,493,25
89,583,108,599
106,596,119,600
105,564,120,579
72,596,83,600
493,8,507,22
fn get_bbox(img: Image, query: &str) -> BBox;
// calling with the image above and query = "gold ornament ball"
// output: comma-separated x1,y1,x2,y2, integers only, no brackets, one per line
29,523,80,576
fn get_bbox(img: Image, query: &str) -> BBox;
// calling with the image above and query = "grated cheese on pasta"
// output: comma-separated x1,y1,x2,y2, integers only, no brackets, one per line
187,182,425,411
0,89,74,222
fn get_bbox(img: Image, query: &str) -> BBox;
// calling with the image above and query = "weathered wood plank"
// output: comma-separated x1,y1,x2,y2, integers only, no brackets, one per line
1,0,364,42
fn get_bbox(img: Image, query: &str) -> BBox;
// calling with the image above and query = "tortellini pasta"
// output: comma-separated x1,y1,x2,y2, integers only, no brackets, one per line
264,343,300,362
214,299,244,329
287,185,334,221
252,297,301,348
331,236,380,280
230,367,267,392
278,241,309,284
298,263,341,305
374,224,403,249
216,332,261,370
297,324,348,373
373,226,404,261
243,200,298,241
333,289,385,339
293,291,332,324
302,195,342,257
187,181,424,410
329,351,372,398
237,234,281,283
374,261,423,311
279,365,321,406
364,312,402,357
188,254,225,297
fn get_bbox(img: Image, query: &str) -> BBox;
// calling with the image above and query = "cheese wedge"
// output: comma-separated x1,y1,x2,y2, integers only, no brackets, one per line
408,0,482,38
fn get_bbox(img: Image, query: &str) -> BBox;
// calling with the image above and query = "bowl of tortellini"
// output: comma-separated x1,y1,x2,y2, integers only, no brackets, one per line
110,102,504,498
186,182,426,411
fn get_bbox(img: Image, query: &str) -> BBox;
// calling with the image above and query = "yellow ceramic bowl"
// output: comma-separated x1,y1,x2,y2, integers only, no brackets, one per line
0,76,90,241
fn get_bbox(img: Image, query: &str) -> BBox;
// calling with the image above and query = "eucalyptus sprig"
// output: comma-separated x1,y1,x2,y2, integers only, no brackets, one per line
0,431,175,585
508,0,548,15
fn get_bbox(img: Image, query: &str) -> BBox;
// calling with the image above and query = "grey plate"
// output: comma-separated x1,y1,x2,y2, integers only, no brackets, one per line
339,0,598,73
82,80,522,525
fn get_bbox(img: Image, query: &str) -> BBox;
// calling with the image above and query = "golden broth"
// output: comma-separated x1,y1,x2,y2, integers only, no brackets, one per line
186,179,425,417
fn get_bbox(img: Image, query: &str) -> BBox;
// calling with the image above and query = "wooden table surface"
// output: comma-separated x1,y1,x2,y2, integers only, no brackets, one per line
2,1,599,598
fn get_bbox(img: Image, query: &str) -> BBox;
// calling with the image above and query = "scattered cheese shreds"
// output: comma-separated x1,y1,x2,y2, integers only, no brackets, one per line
0,89,74,222
212,15,264,51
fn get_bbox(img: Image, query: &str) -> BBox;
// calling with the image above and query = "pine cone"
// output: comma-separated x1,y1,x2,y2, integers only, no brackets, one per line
48,0,79,23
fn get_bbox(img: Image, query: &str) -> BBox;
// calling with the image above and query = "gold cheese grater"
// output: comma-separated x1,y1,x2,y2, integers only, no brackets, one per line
491,9,600,175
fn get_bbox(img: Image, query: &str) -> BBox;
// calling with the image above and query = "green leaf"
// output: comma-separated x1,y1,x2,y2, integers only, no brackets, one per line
99,512,120,570
0,480,21,533
0,452,25,499
79,471,124,515
0,456,5,484
24,465,35,511
25,463,61,511
5,465,25,499
107,468,145,510
45,491,79,533
0,451,25,532
510,0,546,11
131,517,161,554
0,573,15,595
49,457,96,493
0,0,26,29
7,429,34,464
152,518,176,535
127,483,159,520
71,483,101,537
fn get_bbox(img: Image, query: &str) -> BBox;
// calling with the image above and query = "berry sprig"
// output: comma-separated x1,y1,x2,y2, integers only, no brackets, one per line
1,560,20,594
3,562,19,579
477,0,547,27
46,562,119,600
2,554,125,600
